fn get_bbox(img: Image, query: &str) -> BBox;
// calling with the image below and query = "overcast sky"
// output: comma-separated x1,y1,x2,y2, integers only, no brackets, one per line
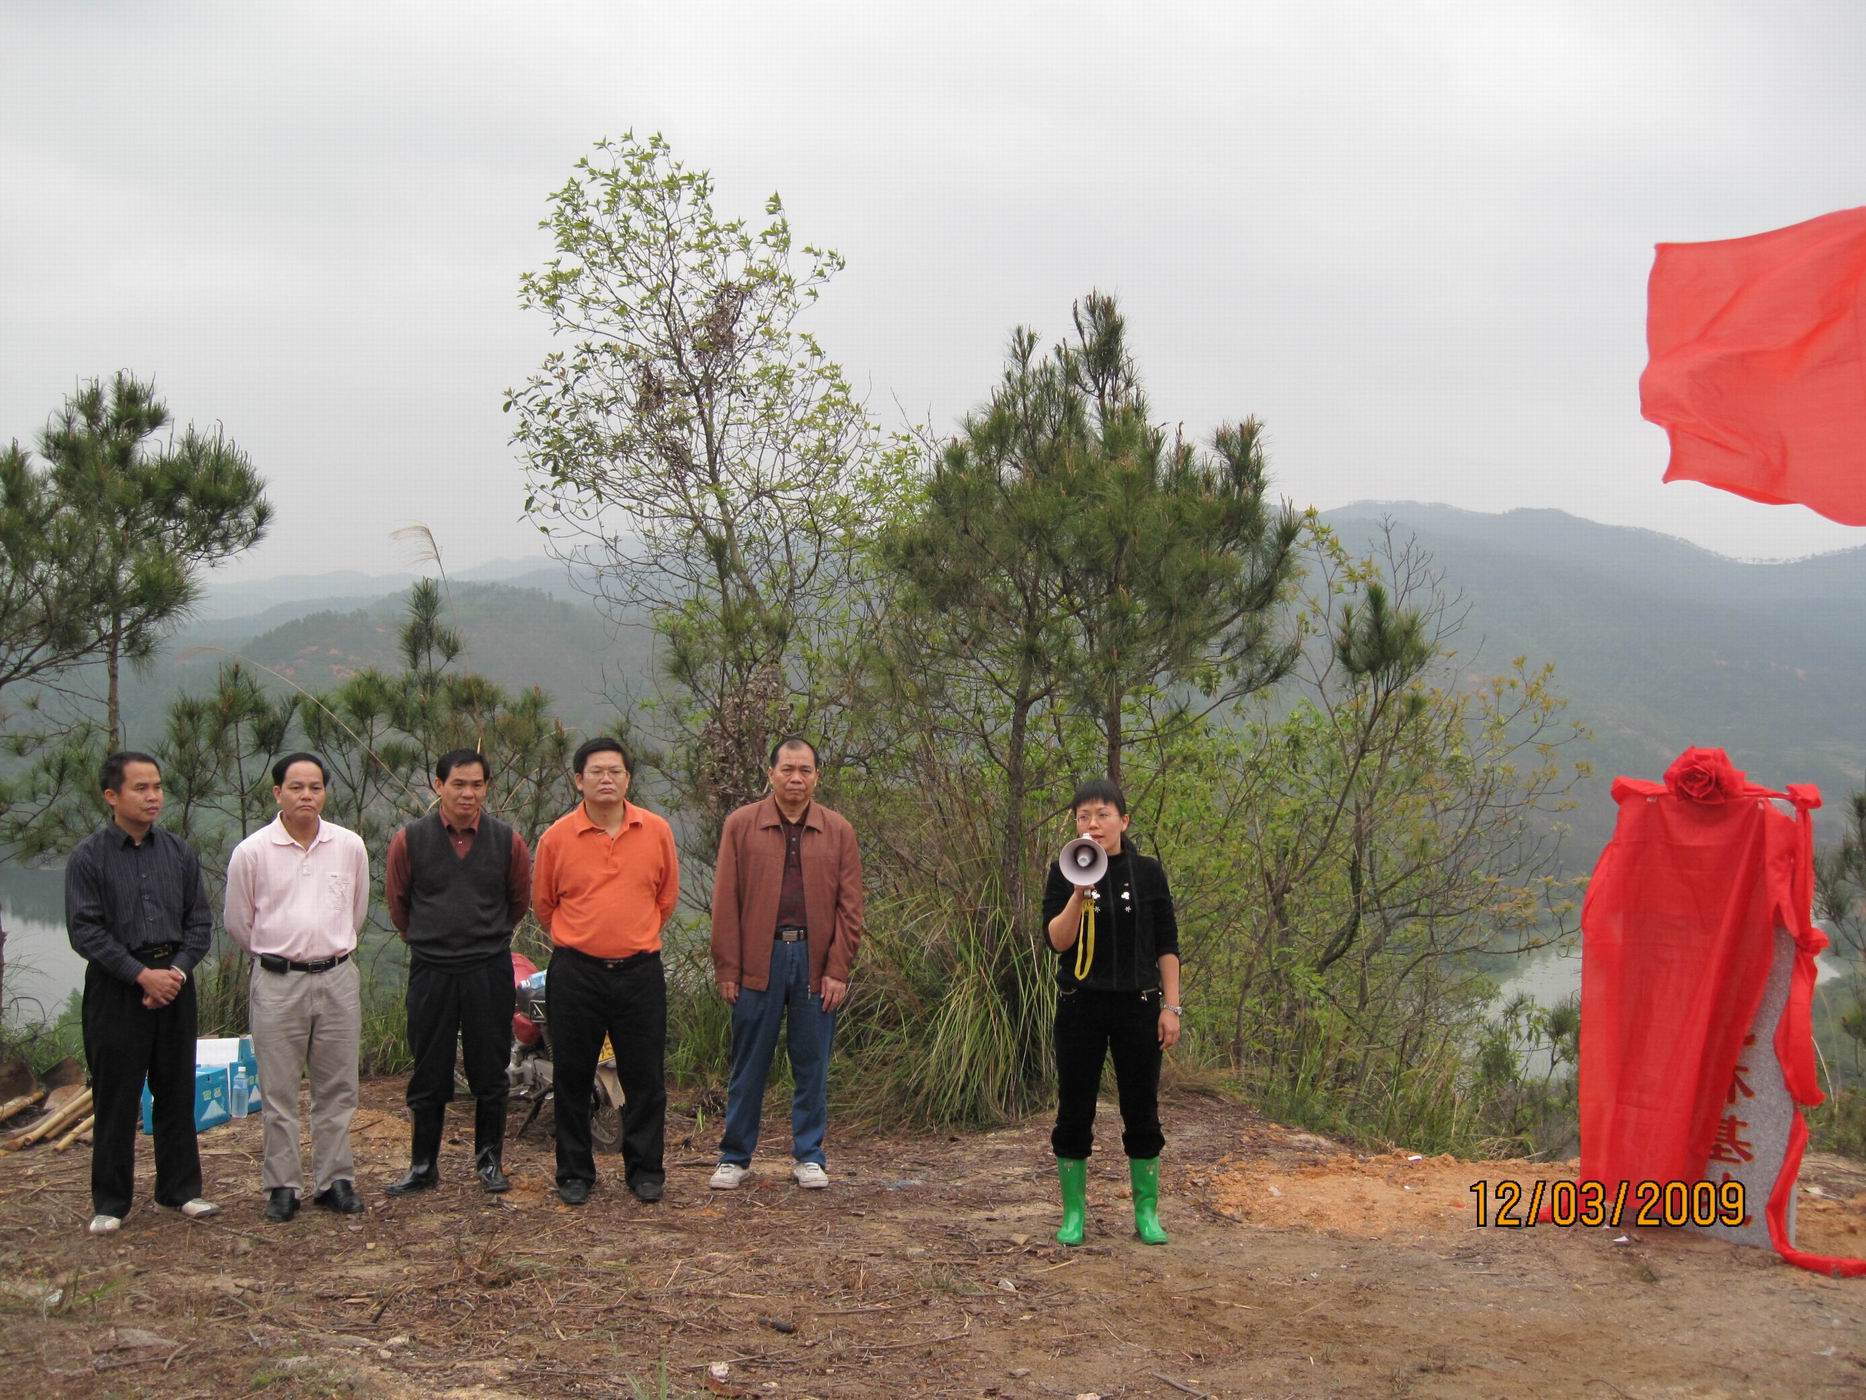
3,1,1863,582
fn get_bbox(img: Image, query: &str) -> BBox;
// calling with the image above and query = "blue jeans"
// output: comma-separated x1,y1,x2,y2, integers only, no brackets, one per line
718,938,837,1167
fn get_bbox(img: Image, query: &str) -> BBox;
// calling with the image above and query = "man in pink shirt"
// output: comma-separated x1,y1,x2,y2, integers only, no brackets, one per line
225,752,371,1222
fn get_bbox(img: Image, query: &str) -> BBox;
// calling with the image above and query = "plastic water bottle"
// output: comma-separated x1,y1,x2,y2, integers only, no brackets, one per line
229,1063,249,1118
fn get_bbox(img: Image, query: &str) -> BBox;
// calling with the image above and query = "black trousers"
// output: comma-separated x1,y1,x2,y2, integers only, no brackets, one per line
82,959,203,1217
1051,985,1164,1160
548,947,666,1189
405,952,514,1136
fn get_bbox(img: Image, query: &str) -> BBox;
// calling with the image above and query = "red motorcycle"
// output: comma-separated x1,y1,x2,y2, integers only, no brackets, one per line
506,953,625,1151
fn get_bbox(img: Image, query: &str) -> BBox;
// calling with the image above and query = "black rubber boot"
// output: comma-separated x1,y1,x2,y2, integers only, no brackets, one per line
474,1097,509,1193
385,1108,443,1196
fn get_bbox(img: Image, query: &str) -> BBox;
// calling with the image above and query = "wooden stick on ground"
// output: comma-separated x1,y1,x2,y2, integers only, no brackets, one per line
1150,1372,1217,1400
34,1088,94,1139
0,1089,46,1127
9,1088,93,1148
52,1114,96,1153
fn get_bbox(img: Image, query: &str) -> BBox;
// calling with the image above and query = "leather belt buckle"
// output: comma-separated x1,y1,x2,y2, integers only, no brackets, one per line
259,951,349,974
564,946,652,970
775,926,807,943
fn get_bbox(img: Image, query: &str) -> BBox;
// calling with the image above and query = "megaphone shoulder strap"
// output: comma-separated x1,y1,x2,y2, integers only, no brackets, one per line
1074,891,1096,981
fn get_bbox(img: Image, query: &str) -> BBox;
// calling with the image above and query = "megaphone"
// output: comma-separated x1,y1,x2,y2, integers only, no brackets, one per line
1058,836,1108,887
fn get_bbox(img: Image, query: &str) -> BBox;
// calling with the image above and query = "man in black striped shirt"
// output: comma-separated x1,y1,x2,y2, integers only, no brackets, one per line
64,750,220,1235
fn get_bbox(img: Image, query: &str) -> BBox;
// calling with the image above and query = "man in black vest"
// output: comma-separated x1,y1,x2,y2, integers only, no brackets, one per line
382,749,532,1195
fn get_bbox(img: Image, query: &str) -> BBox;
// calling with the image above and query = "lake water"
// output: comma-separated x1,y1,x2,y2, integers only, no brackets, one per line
1495,946,1584,1008
1494,936,1852,1079
1,866,82,1025
1,912,81,1023
1496,937,1849,1012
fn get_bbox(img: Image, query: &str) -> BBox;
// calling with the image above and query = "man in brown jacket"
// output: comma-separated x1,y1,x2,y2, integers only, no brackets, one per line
709,736,864,1189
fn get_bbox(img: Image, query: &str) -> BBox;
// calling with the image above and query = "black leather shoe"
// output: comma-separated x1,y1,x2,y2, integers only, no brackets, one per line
557,1179,591,1207
313,1179,365,1215
385,1162,440,1196
264,1187,298,1223
630,1176,665,1203
476,1149,510,1194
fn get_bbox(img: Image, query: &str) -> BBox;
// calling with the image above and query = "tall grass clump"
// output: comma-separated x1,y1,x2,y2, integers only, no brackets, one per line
189,942,252,1038
834,889,1056,1130
663,920,732,1091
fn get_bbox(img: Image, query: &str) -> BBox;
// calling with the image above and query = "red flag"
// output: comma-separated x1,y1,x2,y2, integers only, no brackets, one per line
1639,206,1866,526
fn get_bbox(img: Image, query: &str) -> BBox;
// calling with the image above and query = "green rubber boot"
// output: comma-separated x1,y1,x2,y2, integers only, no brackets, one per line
1055,1157,1088,1247
1130,1156,1168,1245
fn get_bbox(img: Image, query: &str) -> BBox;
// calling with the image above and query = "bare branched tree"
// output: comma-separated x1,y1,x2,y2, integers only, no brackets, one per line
509,132,909,860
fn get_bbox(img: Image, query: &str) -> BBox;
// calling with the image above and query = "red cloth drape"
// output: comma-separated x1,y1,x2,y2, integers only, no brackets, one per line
1580,748,1864,1277
1639,205,1866,526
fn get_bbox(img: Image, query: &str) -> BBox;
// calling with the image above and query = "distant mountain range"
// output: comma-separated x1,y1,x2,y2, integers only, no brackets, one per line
125,505,1865,863
1321,503,1864,854
123,561,644,738
182,557,593,624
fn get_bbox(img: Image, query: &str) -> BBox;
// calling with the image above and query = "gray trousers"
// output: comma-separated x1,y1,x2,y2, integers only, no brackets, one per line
249,956,361,1195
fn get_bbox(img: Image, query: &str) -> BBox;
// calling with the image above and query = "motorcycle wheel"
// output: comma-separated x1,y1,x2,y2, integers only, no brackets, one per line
590,1079,623,1154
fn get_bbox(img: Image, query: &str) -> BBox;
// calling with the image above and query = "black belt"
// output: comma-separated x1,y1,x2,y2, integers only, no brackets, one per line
132,941,181,962
1061,984,1163,1002
258,951,350,974
556,945,659,971
775,925,808,943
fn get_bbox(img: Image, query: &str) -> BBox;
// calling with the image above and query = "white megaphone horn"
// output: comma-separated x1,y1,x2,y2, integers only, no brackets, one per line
1058,836,1108,887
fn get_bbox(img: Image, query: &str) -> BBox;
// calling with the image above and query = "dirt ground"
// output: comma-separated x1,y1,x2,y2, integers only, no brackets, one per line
1,1081,1864,1400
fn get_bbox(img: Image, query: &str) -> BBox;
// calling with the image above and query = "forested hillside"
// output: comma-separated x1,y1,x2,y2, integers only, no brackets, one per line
1323,503,1865,854
114,577,645,745
144,507,1864,864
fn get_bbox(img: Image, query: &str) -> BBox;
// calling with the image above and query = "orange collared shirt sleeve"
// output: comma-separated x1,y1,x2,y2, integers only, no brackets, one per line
655,816,680,927
531,822,560,935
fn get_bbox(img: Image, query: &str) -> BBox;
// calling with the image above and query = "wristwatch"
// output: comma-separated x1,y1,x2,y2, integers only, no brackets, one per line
1164,1003,1182,1016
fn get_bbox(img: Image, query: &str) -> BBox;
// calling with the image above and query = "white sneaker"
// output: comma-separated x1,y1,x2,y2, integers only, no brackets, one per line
709,1162,750,1190
791,1161,829,1189
176,1198,221,1220
87,1214,121,1236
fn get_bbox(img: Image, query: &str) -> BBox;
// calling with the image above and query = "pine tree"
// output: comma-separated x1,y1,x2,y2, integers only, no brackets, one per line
36,372,270,747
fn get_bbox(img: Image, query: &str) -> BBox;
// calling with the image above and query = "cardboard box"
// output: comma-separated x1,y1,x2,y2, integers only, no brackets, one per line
233,1037,260,1115
140,1065,233,1134
194,1037,243,1067
137,1037,260,1130
203,1037,261,1115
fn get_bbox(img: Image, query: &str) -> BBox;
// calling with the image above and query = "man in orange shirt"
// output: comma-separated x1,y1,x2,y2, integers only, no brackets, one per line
532,737,679,1206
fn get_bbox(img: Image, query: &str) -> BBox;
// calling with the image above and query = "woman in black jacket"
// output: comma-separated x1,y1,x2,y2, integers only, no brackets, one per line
1040,778,1181,1245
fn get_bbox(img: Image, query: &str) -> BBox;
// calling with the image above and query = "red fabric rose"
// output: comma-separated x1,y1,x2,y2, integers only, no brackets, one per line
1661,746,1747,803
